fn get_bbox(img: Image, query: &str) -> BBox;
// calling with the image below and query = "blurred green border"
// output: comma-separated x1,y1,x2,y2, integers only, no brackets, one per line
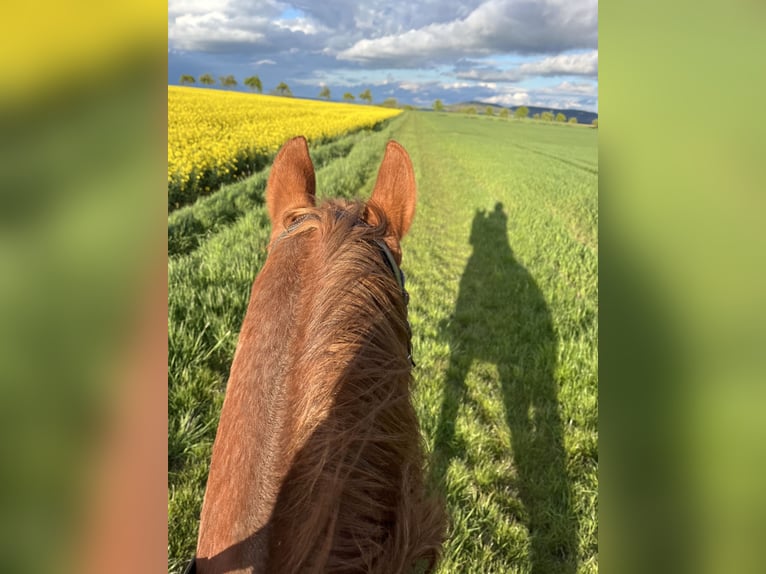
601,2,766,573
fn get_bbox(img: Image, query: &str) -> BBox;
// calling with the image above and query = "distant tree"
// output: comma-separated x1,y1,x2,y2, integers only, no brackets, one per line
499,108,509,119
180,74,196,85
569,117,578,124
592,119,598,128
319,85,331,100
433,99,444,112
219,75,237,89
514,106,529,119
359,89,372,104
244,75,263,93
532,113,540,120
199,73,215,86
274,82,293,97
343,92,355,102
485,106,494,116
556,112,567,122
465,106,477,115
403,105,415,111
382,97,397,108
541,111,554,121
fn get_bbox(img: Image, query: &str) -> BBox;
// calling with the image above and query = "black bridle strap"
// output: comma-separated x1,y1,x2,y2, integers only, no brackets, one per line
375,239,405,294
375,239,415,367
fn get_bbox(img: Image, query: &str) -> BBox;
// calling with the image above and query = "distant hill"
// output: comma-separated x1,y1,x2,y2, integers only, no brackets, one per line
447,101,598,124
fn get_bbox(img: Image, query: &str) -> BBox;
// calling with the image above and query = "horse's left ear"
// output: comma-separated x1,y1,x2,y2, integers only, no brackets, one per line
267,136,316,241
370,141,416,241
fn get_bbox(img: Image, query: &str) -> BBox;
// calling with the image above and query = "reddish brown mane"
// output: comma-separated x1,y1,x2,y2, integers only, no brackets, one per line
195,140,444,573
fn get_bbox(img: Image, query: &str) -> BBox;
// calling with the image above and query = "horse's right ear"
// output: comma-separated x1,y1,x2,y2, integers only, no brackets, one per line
369,141,416,241
267,137,316,241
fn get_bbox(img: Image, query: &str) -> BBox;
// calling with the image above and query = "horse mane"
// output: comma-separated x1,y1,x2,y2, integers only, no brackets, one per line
262,199,445,573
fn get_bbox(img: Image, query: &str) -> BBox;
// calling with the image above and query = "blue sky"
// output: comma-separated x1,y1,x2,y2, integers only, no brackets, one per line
168,0,598,112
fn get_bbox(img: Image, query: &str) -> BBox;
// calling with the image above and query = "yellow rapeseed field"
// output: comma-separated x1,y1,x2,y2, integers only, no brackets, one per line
168,86,401,205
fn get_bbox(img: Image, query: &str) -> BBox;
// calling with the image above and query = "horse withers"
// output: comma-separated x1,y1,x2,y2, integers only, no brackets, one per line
191,137,445,573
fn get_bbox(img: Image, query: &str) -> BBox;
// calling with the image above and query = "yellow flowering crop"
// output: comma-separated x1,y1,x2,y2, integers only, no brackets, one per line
168,86,401,206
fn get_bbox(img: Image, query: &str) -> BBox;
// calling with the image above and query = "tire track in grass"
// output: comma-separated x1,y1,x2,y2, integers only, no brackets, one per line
511,142,599,175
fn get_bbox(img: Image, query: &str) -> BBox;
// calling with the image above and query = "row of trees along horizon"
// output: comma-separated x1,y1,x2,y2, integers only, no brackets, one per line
439,100,595,125
178,74,598,126
179,74,377,104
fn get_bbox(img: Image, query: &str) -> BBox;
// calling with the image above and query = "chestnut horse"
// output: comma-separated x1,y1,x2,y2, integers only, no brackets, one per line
190,138,444,574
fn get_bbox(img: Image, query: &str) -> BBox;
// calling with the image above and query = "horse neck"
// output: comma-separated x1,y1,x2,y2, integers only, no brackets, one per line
196,229,413,569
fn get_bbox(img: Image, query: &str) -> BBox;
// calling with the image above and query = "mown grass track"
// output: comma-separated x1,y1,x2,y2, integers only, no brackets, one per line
168,112,597,573
395,113,597,574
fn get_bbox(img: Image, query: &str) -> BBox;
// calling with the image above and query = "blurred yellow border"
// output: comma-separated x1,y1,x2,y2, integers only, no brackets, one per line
1,1,165,106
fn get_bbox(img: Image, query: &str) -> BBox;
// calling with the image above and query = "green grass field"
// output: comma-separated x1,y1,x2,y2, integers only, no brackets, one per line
168,112,598,573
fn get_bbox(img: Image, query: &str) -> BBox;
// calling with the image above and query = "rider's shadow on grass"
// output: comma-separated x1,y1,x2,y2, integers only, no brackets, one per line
431,203,577,573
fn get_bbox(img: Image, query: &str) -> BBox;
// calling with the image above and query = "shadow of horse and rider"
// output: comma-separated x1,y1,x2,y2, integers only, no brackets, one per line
429,202,577,573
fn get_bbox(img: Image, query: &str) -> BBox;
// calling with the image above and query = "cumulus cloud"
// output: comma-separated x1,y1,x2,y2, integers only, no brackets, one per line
398,80,498,92
170,12,268,51
478,80,597,109
398,81,428,92
518,51,597,76
273,17,325,35
337,0,597,67
168,0,326,52
545,81,598,95
480,90,530,106
456,68,523,82
456,50,598,82
289,0,485,36
168,0,234,18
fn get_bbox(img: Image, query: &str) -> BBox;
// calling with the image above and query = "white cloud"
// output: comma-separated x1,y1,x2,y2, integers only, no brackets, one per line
456,50,598,82
518,51,598,76
440,82,474,90
481,91,530,106
456,68,523,82
337,0,597,66
168,0,233,18
399,80,497,92
253,59,276,65
289,0,485,37
168,0,323,52
478,80,597,110
274,17,324,35
398,81,425,92
170,12,268,50
538,81,598,96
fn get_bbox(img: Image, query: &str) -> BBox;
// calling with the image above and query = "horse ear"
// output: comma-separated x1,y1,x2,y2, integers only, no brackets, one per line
370,141,416,241
267,136,316,240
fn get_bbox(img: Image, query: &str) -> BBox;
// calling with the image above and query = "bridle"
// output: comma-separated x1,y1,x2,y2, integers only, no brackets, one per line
180,210,415,574
272,211,415,367
373,236,415,368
